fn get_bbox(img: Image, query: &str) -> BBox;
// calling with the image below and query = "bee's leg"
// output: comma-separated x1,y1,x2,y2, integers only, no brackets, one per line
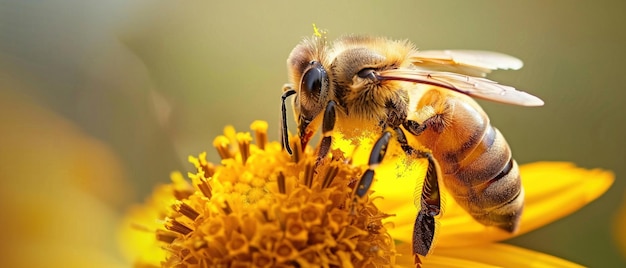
316,100,337,162
403,119,428,136
281,85,297,154
413,153,442,256
404,98,450,136
355,131,392,197
394,127,442,256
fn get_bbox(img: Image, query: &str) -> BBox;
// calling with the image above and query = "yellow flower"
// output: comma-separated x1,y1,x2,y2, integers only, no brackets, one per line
122,121,396,267
121,121,614,267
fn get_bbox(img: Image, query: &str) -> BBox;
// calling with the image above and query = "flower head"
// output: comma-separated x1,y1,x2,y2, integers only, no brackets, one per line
122,121,614,267
123,121,396,267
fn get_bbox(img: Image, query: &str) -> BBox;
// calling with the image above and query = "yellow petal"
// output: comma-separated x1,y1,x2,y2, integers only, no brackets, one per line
395,243,499,268
436,162,614,247
372,159,613,249
433,243,584,268
117,185,173,266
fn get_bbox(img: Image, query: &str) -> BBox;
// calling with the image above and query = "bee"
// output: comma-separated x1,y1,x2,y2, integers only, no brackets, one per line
279,33,543,257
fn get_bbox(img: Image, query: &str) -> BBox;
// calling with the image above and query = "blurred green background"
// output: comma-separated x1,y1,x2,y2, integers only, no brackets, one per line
1,0,625,266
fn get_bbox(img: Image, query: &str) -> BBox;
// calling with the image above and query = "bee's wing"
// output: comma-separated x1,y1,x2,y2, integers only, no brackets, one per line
410,50,523,77
378,69,544,106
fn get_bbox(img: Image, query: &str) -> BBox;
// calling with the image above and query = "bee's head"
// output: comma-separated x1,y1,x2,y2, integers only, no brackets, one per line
285,38,331,148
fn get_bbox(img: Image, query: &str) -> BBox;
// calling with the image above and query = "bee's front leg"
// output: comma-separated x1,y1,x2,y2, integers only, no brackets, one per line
316,100,337,163
354,131,392,197
281,84,297,154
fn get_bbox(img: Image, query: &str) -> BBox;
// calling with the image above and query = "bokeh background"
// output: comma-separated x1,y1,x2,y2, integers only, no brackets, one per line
1,0,625,266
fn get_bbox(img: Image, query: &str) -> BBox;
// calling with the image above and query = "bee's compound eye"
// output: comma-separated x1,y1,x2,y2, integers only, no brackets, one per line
301,61,327,95
357,68,376,79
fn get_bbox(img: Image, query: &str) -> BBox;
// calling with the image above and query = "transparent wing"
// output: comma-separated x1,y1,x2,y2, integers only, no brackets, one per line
410,50,524,77
377,69,544,106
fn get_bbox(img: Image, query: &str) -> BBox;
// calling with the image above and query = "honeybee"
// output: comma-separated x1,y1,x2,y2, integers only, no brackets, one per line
279,33,543,257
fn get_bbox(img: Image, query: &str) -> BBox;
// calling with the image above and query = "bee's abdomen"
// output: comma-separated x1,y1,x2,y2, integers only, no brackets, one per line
415,92,523,232
446,126,524,232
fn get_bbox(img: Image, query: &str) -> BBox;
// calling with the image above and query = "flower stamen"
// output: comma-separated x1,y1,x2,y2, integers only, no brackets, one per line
165,218,193,235
277,171,286,194
236,132,251,164
213,135,232,160
321,162,340,189
156,229,179,244
221,200,233,215
196,177,212,199
250,120,268,149
304,159,315,188
191,152,216,178
290,136,304,163
173,201,200,221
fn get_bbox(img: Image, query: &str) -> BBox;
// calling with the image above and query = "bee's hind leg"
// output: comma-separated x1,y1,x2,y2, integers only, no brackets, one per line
394,127,442,257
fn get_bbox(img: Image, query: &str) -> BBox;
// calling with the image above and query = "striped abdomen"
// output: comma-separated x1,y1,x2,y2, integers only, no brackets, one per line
413,89,524,232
